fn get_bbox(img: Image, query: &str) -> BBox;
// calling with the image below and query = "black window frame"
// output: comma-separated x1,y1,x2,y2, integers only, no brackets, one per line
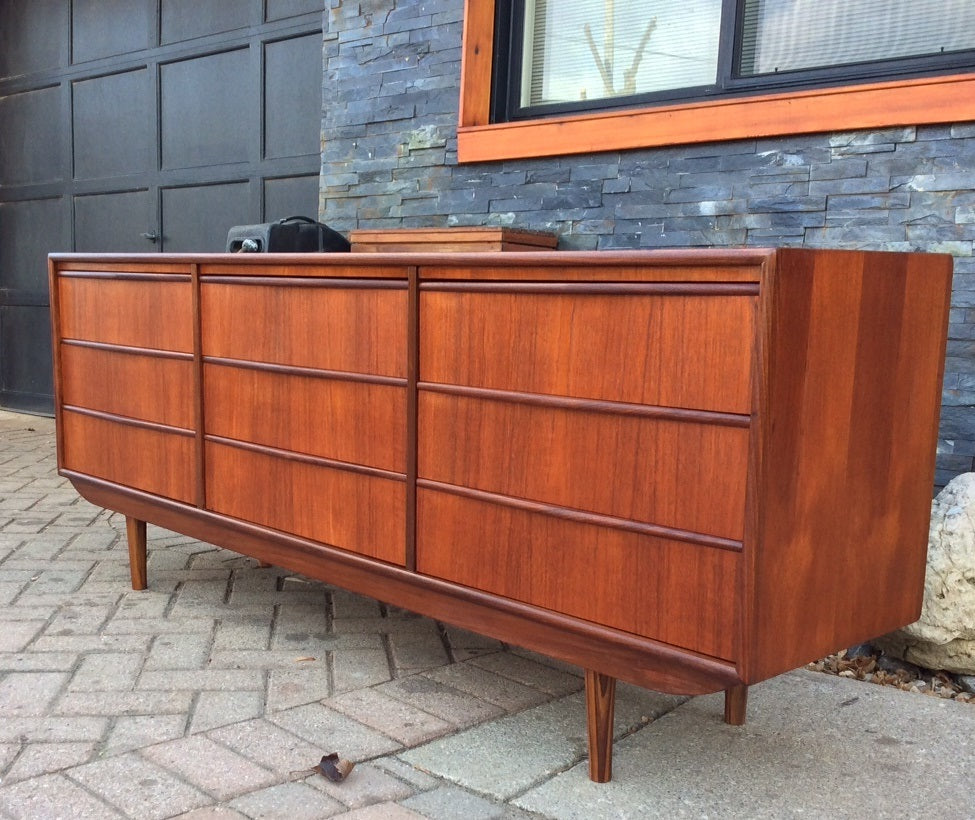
492,0,975,123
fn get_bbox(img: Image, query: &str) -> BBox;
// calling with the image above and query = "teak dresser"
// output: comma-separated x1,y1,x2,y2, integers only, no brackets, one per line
49,248,952,782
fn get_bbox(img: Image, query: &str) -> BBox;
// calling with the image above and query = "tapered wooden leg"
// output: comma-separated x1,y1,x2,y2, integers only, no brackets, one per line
724,684,748,725
585,670,616,783
125,516,147,591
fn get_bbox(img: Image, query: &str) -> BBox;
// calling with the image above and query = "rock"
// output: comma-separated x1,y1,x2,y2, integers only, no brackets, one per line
875,473,975,675
958,675,975,695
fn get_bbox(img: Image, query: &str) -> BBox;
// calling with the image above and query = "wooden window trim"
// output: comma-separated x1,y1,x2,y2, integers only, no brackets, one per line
458,0,975,163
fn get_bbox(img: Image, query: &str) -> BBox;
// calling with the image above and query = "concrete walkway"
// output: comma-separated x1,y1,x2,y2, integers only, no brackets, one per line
1,409,973,819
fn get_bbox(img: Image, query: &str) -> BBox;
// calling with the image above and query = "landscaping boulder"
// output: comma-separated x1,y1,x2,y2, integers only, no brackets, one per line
876,472,975,674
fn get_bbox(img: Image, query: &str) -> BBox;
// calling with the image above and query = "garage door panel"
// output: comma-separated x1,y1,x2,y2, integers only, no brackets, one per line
0,87,66,186
264,175,320,220
73,70,152,180
161,49,254,170
72,0,152,63
0,0,70,79
0,199,70,292
75,191,153,253
267,0,327,21
265,34,323,159
161,0,259,44
162,183,252,252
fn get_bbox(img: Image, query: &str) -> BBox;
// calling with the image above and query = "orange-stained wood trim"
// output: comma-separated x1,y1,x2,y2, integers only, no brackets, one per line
459,0,495,128
406,266,420,572
458,53,975,162
191,263,206,509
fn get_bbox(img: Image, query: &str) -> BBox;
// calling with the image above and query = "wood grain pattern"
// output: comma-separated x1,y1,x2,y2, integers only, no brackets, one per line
61,344,195,428
67,473,744,696
586,670,616,782
203,363,407,472
417,488,739,660
126,517,147,590
418,391,749,540
743,248,953,682
58,276,193,351
61,410,196,504
200,282,407,376
205,440,406,565
419,264,763,283
350,227,558,253
420,290,756,413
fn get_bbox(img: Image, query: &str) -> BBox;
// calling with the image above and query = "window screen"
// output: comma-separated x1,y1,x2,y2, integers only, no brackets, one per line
520,0,722,107
740,0,975,76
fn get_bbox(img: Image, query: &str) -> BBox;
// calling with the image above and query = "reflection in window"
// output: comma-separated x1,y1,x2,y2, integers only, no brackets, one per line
520,0,722,107
740,0,975,76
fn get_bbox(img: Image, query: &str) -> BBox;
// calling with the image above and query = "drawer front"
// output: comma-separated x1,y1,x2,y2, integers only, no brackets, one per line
201,282,408,377
204,364,406,473
60,345,195,429
418,391,748,541
420,290,755,414
417,488,739,661
58,277,193,352
205,441,406,566
61,410,196,503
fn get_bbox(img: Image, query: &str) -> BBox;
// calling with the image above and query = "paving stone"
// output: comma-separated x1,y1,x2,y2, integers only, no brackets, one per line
0,743,21,772
104,715,189,756
387,629,450,673
467,651,584,696
330,802,427,819
44,604,113,638
0,772,125,819
68,754,213,819
189,690,266,733
0,652,77,672
142,734,278,801
377,674,504,728
267,665,332,711
104,617,217,636
145,632,214,671
307,761,416,809
55,690,194,717
269,703,403,761
402,784,529,820
440,625,505,661
212,612,273,651
114,590,173,619
138,669,265,692
31,634,153,653
2,741,98,783
210,649,347,669
207,718,326,777
422,663,552,713
331,589,384,618
332,649,394,692
0,716,108,744
170,807,249,820
325,688,453,746
228,781,345,819
0,672,70,717
69,652,143,692
0,621,44,652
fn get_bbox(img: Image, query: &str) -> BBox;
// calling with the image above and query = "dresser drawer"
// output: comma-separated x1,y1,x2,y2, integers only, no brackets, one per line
204,363,406,473
57,276,193,352
201,281,408,377
417,488,739,661
420,288,756,414
60,344,195,429
205,441,406,566
418,390,748,541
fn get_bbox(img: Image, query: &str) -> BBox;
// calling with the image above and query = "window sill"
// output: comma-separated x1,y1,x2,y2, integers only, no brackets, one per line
457,72,975,164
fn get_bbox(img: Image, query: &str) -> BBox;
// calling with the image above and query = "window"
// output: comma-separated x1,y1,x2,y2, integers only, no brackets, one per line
496,0,975,121
457,0,975,162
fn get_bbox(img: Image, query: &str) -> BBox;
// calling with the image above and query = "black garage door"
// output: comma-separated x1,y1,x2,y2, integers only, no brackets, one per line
0,0,326,413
